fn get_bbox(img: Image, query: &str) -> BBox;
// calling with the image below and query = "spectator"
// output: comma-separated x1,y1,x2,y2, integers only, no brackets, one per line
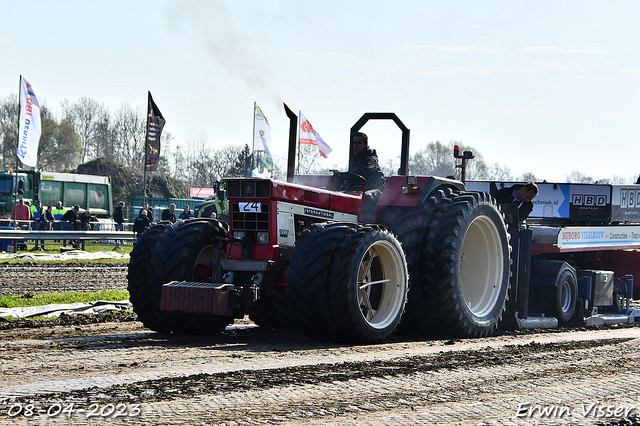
133,209,151,237
30,200,43,225
61,205,81,248
52,201,66,220
37,206,55,251
29,203,51,251
11,197,31,229
141,202,154,222
161,203,176,223
114,201,125,231
179,204,194,220
52,201,66,235
79,209,95,231
494,182,539,223
41,205,54,229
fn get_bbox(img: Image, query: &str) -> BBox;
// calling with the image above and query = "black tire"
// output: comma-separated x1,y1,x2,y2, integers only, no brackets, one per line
554,268,578,324
246,288,291,328
127,223,171,332
376,187,452,334
329,225,409,343
146,218,233,334
422,191,511,338
286,222,358,341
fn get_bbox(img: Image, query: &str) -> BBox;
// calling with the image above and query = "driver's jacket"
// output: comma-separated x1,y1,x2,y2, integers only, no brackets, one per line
349,147,386,191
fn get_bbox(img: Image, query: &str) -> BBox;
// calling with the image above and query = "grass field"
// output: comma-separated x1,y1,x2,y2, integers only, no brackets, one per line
0,289,130,309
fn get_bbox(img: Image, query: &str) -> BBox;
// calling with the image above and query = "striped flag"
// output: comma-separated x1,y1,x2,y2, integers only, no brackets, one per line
299,112,332,158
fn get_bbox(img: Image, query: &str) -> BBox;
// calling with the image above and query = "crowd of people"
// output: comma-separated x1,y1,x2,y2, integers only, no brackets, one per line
9,197,99,250
9,199,199,238
7,198,198,251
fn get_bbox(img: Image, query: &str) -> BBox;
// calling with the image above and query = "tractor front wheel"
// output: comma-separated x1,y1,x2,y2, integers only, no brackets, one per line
127,223,170,332
329,225,408,343
144,219,232,334
286,222,359,341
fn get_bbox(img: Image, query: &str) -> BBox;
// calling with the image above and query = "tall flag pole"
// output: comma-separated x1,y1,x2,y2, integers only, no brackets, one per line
299,112,332,158
296,110,301,176
14,76,42,224
251,103,273,178
16,76,42,168
143,91,165,205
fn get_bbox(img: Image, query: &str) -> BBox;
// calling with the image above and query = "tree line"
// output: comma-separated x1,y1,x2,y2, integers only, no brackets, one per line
0,93,633,185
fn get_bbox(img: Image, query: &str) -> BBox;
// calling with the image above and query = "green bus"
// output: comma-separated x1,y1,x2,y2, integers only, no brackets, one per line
0,170,113,218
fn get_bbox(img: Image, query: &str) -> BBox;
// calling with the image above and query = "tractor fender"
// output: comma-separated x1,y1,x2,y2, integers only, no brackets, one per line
416,176,465,206
376,176,464,210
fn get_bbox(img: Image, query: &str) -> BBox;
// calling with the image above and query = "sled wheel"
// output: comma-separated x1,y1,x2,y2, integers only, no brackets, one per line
554,267,578,324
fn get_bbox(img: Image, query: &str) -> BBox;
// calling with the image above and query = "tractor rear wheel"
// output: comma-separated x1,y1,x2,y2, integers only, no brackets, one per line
376,187,452,334
422,191,511,337
286,222,358,341
329,225,408,343
145,219,232,334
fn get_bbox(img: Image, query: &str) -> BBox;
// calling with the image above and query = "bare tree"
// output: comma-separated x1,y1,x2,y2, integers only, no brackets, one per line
410,141,455,177
519,171,538,182
62,97,108,163
296,144,332,174
610,175,629,184
93,113,113,160
486,163,513,181
566,170,593,183
0,94,19,170
111,103,145,170
38,117,82,171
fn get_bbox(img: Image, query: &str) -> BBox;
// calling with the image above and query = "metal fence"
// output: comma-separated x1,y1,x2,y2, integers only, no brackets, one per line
0,220,136,252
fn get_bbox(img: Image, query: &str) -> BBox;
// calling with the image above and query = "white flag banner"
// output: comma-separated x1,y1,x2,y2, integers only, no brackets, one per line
252,103,272,178
299,112,332,158
17,77,43,167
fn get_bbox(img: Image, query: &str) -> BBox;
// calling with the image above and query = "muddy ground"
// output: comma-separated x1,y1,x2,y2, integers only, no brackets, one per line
1,262,640,426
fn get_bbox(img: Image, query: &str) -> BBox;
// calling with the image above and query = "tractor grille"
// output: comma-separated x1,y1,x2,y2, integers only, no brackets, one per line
231,202,270,242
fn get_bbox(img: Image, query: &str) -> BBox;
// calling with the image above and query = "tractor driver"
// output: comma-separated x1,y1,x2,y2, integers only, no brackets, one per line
349,132,386,222
494,182,539,223
349,132,386,192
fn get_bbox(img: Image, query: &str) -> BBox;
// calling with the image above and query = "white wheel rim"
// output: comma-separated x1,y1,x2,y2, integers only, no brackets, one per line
560,279,572,313
193,245,214,282
356,239,407,329
459,215,505,318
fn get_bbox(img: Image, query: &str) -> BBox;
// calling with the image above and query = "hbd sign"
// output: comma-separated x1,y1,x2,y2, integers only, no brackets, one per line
620,189,640,209
572,194,607,207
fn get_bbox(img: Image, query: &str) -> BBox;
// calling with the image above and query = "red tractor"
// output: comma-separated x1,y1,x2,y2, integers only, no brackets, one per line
127,113,511,343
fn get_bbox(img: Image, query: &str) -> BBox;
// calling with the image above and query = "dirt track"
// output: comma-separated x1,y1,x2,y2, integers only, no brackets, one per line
1,263,640,425
0,262,128,295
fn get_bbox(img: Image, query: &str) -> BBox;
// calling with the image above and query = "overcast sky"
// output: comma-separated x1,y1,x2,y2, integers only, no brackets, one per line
2,1,639,182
